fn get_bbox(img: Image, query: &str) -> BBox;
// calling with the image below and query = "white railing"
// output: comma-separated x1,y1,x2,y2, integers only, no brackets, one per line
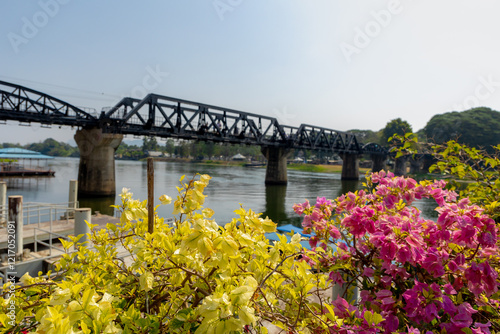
22,201,79,227
0,201,78,227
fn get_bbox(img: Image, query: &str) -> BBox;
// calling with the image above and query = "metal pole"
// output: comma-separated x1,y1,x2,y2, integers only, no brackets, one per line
8,196,23,258
0,182,6,227
74,208,92,248
147,158,154,234
69,179,78,209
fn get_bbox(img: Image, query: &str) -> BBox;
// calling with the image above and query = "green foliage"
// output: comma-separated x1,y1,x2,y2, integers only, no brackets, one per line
424,107,500,152
347,129,382,144
430,140,500,222
25,138,79,157
0,143,22,149
381,118,413,145
1,174,338,333
142,137,160,152
115,142,145,160
392,133,500,222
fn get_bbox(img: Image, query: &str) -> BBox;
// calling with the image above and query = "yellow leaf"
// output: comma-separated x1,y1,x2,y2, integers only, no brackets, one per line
230,277,257,305
49,288,71,306
202,207,215,218
234,208,246,216
140,271,154,292
185,230,204,249
261,217,276,233
200,174,211,184
81,288,96,310
214,235,239,256
238,306,256,325
159,194,172,205
19,272,33,285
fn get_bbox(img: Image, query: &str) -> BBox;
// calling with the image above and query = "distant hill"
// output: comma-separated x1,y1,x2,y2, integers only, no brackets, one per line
423,107,500,150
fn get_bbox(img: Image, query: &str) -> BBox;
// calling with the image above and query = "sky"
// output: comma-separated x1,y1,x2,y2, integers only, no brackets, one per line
1,0,500,145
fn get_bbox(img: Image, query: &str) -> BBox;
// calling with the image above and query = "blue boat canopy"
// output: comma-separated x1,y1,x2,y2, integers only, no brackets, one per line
276,224,313,237
0,148,54,160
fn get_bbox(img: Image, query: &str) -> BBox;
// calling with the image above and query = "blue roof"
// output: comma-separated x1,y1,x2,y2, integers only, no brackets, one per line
276,224,313,237
0,148,53,160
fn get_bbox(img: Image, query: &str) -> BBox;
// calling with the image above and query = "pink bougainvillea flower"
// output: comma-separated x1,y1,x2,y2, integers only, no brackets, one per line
292,200,310,215
293,171,500,333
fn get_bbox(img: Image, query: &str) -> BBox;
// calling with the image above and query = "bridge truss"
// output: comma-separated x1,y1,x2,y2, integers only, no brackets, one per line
0,81,386,155
0,81,96,127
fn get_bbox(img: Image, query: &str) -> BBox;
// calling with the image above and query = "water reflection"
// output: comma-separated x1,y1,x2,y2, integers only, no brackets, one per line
79,196,115,216
262,184,288,224
339,179,361,198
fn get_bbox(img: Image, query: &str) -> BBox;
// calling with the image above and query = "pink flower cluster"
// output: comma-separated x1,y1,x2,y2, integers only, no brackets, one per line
294,171,500,333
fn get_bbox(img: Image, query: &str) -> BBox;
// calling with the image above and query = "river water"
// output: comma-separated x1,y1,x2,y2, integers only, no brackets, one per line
1,157,438,227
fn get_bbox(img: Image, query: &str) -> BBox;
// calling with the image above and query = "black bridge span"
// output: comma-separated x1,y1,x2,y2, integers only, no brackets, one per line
0,81,388,195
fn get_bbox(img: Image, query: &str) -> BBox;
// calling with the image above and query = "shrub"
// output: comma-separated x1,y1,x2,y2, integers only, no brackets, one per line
295,171,500,333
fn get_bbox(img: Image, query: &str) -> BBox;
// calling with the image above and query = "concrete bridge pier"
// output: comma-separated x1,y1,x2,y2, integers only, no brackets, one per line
370,154,387,173
74,128,123,196
394,156,408,176
341,153,359,180
409,156,422,174
261,146,289,185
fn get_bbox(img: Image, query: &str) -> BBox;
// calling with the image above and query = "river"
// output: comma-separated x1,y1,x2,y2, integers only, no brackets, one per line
1,157,439,227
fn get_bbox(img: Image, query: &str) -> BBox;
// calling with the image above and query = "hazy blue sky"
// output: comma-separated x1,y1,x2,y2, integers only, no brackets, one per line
1,1,500,144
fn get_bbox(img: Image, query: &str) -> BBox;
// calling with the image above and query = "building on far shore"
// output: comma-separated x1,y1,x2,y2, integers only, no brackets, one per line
0,148,55,177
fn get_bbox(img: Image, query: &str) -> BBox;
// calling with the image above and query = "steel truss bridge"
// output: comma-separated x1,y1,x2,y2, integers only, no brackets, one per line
0,81,386,155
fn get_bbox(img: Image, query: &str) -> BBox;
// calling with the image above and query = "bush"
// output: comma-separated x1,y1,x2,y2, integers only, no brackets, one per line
0,175,333,333
1,155,499,333
294,171,500,333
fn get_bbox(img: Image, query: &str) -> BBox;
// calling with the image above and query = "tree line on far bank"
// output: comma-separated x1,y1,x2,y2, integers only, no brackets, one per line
352,106,500,152
2,106,499,160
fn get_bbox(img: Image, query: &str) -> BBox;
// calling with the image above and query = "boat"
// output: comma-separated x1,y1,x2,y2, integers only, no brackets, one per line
0,148,55,177
243,162,266,167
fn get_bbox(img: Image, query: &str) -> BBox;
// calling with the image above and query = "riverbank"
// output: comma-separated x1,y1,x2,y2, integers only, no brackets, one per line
139,157,372,174
287,163,371,174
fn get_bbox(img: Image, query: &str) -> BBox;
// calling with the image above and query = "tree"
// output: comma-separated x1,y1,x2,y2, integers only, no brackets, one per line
164,139,175,155
142,136,159,153
381,118,412,145
25,138,79,157
424,107,500,152
348,129,382,144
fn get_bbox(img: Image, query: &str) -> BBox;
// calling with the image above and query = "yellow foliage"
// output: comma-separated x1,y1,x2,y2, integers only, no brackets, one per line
0,173,336,334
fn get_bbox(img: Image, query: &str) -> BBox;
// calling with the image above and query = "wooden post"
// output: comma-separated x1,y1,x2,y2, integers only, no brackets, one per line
8,196,23,257
147,158,154,234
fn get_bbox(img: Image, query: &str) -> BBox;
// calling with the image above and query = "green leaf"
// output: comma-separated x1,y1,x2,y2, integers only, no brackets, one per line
364,311,373,324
